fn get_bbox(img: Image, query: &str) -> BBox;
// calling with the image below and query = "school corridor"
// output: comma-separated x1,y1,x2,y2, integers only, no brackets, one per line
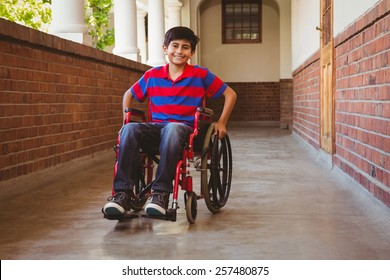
0,122,389,260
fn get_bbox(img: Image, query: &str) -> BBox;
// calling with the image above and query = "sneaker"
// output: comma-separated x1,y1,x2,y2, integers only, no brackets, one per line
145,191,170,216
103,191,130,215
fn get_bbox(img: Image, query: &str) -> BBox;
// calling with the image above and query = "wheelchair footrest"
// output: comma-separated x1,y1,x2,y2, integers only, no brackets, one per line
103,211,139,221
141,208,177,222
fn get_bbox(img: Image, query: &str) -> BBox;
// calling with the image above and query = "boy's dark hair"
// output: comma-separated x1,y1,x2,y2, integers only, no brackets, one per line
164,26,199,52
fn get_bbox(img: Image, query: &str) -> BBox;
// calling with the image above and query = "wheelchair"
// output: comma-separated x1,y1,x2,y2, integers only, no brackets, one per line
103,101,233,224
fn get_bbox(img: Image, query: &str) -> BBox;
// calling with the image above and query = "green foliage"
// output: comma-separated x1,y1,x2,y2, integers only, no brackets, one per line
85,0,115,50
0,0,114,51
0,0,52,31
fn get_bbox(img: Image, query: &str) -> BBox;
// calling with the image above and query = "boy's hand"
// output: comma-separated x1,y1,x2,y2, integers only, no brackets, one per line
214,86,236,139
214,121,227,139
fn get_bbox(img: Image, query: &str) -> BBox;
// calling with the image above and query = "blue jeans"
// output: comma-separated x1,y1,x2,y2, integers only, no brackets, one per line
113,122,193,193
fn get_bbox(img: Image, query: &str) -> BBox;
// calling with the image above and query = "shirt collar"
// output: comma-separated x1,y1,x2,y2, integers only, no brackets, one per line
162,63,194,81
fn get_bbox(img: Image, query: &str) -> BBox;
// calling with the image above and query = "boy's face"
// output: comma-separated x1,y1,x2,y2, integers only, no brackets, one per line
163,39,195,66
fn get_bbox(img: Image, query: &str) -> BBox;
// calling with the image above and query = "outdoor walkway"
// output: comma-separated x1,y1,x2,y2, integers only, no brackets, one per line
1,123,390,260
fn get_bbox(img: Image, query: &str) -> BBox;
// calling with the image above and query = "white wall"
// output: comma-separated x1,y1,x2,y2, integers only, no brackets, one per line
199,0,280,82
334,0,379,36
180,0,191,28
291,0,379,71
291,0,320,71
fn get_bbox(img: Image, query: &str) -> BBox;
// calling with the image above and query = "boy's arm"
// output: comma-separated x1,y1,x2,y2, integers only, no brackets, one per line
122,89,134,121
214,86,237,139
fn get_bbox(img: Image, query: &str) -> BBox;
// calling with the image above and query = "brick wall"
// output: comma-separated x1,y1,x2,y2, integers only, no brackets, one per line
292,52,321,150
280,79,293,129
333,0,389,207
0,19,149,182
210,82,281,122
292,0,389,207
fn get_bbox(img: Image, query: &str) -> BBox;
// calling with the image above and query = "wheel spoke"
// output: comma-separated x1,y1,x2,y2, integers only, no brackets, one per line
201,126,232,213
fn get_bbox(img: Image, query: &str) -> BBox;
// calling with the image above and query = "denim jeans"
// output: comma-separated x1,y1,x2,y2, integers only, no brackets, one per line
113,122,193,193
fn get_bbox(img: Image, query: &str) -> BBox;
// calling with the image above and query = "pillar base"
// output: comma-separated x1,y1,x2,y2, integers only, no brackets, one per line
113,46,140,62
147,58,167,67
117,53,141,61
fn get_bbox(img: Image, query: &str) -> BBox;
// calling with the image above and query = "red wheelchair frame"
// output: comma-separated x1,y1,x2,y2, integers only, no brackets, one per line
105,101,233,224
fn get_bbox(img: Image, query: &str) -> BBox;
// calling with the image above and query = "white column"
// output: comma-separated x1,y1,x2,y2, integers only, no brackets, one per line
49,0,88,44
166,0,182,29
137,1,148,64
113,0,140,61
147,0,166,66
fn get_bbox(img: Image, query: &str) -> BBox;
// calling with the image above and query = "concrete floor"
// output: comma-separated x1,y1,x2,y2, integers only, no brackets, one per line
1,123,390,260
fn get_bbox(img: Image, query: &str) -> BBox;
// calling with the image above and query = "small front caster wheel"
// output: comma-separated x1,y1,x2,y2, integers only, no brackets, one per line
184,191,197,224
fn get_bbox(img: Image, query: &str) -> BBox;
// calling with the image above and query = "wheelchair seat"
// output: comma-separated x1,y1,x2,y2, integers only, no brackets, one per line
105,105,233,224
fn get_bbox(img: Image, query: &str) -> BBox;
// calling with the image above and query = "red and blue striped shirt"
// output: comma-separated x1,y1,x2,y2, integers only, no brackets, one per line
130,63,227,126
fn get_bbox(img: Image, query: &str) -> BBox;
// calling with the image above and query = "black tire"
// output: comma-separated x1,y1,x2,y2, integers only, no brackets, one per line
129,157,149,211
184,192,197,224
201,125,233,213
128,186,148,211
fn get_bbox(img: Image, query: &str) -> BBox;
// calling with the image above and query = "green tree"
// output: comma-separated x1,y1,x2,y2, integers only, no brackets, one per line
85,0,115,50
1,0,115,51
0,0,52,31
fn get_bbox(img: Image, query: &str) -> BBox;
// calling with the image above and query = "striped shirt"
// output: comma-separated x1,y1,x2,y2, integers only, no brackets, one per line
130,63,227,126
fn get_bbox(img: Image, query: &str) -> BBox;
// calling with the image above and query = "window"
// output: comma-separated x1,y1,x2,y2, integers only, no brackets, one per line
222,0,262,44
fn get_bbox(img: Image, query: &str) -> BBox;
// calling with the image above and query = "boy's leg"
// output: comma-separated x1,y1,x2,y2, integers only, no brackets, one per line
104,123,160,215
145,122,192,216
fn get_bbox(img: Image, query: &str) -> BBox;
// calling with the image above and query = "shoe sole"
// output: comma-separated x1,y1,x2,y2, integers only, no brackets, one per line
103,202,125,215
145,203,166,216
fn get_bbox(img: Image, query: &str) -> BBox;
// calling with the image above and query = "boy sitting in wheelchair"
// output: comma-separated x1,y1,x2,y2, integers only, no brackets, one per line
103,26,237,218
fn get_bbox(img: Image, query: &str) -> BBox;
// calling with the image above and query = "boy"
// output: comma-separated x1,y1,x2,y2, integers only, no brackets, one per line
103,26,237,217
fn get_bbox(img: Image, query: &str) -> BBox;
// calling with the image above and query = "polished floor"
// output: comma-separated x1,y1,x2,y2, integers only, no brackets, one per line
1,123,390,260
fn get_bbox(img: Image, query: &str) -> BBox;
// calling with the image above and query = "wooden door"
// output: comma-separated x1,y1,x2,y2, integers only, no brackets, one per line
320,0,335,154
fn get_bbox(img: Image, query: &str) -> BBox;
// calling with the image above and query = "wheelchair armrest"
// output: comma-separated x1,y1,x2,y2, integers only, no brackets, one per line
197,107,214,116
124,107,147,124
125,107,146,116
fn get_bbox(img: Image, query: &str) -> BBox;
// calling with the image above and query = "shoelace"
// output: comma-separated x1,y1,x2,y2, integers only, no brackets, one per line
107,192,127,202
150,192,169,207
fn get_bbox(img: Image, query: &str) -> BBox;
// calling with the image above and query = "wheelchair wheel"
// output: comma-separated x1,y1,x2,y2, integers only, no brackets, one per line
201,125,233,213
184,191,197,224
